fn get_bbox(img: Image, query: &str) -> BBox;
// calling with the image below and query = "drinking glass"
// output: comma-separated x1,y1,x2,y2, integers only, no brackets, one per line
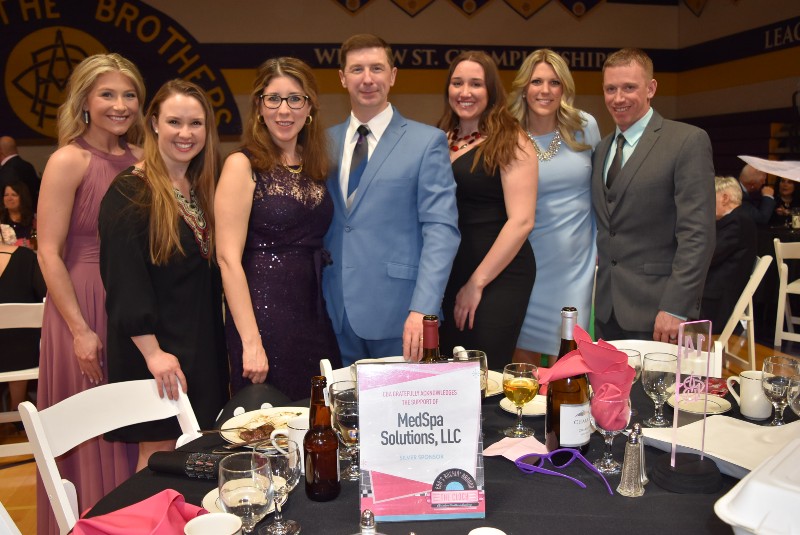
789,374,800,417
257,439,302,535
590,396,632,475
218,451,274,534
502,363,539,438
329,380,360,481
761,356,800,426
619,348,641,417
642,353,676,428
453,349,489,399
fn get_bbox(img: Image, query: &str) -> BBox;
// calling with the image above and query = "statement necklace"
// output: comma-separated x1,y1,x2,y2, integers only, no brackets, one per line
282,161,303,175
526,129,562,161
448,127,482,152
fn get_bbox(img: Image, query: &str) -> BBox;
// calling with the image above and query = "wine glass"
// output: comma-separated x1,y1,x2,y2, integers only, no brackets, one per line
502,363,539,438
218,451,274,534
642,352,677,428
618,348,641,417
589,396,631,475
257,438,302,535
761,356,800,426
788,374,800,417
329,380,360,481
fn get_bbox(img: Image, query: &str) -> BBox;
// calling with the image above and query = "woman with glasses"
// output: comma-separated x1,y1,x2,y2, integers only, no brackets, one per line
215,57,341,400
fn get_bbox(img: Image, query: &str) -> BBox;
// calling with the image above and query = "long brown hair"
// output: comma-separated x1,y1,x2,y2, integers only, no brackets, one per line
242,57,328,180
139,79,220,264
1,181,34,228
437,51,522,174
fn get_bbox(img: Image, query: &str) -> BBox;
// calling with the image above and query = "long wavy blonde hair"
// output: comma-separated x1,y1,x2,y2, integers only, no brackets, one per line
508,49,590,153
138,79,220,265
56,53,145,148
437,51,523,174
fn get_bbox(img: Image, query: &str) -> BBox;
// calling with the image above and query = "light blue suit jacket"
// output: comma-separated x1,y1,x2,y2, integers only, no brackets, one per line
323,107,460,340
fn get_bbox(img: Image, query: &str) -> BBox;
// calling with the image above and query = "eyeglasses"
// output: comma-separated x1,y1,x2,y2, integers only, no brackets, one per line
514,449,613,495
259,94,309,109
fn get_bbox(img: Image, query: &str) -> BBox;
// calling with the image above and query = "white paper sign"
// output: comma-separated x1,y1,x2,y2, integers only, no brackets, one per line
357,361,485,522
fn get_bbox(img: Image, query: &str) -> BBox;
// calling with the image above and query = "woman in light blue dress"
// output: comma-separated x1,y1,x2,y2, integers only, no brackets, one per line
508,49,601,360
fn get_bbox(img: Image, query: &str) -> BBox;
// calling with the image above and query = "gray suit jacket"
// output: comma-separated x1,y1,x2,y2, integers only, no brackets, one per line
591,109,715,332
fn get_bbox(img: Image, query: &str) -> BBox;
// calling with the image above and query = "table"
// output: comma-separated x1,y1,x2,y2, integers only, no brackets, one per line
87,386,794,535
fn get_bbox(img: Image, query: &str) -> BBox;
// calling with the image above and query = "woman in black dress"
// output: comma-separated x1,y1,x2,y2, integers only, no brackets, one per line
99,80,228,470
438,51,538,369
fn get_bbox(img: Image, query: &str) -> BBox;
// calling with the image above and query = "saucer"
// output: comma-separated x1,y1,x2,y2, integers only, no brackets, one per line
499,395,546,417
667,394,732,415
202,487,286,514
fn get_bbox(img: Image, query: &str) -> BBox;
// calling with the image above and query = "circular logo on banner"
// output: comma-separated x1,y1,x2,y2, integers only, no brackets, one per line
6,27,106,138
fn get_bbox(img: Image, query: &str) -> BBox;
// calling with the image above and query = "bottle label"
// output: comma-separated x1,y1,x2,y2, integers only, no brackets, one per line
558,402,591,447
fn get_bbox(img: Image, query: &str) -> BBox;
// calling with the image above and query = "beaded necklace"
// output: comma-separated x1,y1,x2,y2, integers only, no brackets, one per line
526,129,562,161
448,127,482,152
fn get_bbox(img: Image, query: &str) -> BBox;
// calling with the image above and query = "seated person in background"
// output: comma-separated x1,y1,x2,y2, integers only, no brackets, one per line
769,177,800,227
1,181,36,248
738,164,775,226
701,176,757,334
0,229,46,416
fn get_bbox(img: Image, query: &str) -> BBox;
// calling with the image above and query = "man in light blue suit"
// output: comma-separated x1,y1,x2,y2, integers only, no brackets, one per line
323,34,460,366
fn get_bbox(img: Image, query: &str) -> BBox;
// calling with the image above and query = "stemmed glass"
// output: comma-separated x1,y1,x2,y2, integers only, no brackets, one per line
619,349,641,417
788,375,800,417
590,396,632,475
257,439,302,535
502,363,539,438
330,380,360,481
642,353,676,428
761,356,800,426
218,451,274,534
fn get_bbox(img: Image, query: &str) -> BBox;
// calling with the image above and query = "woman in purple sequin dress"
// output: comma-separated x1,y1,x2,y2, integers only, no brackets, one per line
216,58,341,400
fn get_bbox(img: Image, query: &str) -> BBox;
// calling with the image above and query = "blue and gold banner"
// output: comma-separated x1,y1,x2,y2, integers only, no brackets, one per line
391,0,437,16
503,0,551,19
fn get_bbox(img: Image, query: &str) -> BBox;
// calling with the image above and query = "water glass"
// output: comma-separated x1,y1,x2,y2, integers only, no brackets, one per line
257,439,302,535
590,396,632,475
642,353,676,428
329,380,360,481
761,355,800,426
218,452,273,534
789,374,800,417
618,348,641,416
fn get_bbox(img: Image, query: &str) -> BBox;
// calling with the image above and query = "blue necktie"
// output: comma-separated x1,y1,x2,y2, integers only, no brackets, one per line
348,125,370,199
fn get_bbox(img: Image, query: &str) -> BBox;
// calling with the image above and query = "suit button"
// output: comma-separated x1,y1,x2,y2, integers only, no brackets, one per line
345,226,352,232
611,260,617,266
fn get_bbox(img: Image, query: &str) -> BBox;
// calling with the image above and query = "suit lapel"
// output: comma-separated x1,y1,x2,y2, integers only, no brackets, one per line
348,108,406,213
328,121,348,218
594,134,614,219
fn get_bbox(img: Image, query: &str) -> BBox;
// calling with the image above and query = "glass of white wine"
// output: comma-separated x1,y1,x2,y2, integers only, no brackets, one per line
761,356,800,426
642,352,676,428
502,363,539,438
218,451,274,534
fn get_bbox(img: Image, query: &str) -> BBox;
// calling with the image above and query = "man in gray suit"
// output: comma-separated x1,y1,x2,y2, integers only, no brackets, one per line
323,34,459,365
591,48,715,343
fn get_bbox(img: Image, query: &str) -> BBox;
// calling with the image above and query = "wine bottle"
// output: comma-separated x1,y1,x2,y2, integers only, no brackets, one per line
545,307,591,463
421,314,442,363
304,375,341,501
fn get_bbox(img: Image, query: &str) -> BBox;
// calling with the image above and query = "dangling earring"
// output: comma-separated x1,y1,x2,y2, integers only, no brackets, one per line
305,115,313,125
257,114,265,125
83,110,89,124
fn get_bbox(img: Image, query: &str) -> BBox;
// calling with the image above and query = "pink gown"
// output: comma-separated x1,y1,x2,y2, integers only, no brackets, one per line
36,137,137,535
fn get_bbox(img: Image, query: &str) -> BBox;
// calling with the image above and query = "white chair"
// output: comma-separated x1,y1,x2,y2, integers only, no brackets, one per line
0,301,44,458
319,359,352,385
717,255,773,372
774,238,800,347
0,500,23,535
19,379,201,534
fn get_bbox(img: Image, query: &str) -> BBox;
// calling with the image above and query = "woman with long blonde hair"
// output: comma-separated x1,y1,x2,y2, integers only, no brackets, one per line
36,52,145,534
507,49,601,363
437,51,538,370
99,79,228,469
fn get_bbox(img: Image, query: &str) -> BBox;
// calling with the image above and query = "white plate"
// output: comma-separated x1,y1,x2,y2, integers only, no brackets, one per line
486,371,502,397
202,487,286,514
220,407,309,444
500,395,546,417
667,394,732,415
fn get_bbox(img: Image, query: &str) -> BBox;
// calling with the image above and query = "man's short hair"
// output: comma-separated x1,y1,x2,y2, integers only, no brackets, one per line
739,164,766,186
339,34,394,70
715,175,743,205
602,48,654,80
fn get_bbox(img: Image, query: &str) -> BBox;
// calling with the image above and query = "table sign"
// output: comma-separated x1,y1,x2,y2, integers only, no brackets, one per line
357,361,485,522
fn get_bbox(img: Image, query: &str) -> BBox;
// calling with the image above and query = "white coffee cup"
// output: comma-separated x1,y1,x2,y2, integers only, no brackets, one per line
727,370,772,420
184,513,242,535
270,415,309,473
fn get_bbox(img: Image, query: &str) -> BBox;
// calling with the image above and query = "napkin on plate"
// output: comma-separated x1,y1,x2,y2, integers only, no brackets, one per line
537,326,635,430
483,436,548,461
72,488,206,535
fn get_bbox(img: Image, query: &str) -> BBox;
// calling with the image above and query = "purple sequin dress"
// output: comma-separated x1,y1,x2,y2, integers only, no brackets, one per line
225,157,341,400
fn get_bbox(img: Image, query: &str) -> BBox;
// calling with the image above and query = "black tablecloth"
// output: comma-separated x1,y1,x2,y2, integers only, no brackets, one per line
87,386,797,535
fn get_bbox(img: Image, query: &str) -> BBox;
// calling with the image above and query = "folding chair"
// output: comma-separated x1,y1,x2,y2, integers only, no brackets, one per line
774,238,800,347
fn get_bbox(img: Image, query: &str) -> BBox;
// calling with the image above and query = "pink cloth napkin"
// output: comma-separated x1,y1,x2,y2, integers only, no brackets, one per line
72,489,206,535
537,326,635,430
483,436,548,461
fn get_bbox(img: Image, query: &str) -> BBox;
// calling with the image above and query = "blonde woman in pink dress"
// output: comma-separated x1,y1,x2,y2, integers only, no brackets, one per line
36,53,145,535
